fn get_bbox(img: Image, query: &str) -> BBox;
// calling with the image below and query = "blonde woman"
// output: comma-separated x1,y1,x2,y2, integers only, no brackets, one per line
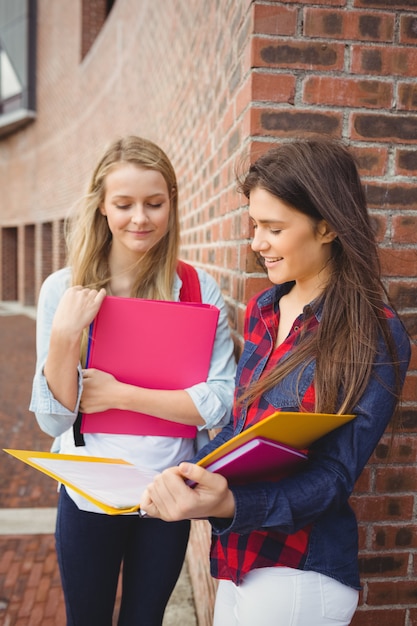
30,136,236,626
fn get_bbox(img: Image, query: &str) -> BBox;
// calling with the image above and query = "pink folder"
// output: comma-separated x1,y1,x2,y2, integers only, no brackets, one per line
197,436,308,485
81,296,220,438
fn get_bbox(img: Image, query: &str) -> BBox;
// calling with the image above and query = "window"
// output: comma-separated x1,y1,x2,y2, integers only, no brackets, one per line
0,0,36,137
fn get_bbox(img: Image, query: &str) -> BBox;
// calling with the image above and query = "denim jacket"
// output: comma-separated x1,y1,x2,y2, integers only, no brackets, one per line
193,284,411,588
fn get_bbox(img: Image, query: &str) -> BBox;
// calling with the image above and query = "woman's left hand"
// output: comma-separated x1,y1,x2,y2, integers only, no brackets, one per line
80,368,120,413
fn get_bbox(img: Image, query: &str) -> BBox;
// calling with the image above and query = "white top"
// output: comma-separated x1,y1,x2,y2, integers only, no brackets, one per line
30,266,236,512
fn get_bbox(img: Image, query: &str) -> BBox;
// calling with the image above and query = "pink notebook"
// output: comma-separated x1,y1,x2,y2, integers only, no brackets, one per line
198,436,308,485
81,296,220,438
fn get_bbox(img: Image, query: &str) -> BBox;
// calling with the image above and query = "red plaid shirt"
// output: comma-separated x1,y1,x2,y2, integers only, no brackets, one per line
210,284,318,584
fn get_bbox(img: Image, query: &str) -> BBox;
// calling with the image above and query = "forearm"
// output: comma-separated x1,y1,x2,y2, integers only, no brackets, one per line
43,328,81,412
115,383,206,426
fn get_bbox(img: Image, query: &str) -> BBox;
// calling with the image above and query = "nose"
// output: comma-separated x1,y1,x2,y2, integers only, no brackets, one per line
130,204,149,225
251,229,269,253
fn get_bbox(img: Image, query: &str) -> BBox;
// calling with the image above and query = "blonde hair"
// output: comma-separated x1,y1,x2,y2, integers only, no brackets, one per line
65,135,180,361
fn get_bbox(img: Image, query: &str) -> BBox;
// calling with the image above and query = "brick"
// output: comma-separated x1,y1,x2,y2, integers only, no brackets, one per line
358,552,408,576
350,494,414,521
282,0,346,4
392,214,417,244
389,281,417,310
365,182,417,209
371,524,417,550
243,276,271,303
375,466,417,492
370,213,388,242
402,385,417,419
357,525,367,551
410,608,417,626
303,76,393,108
349,146,388,176
252,37,345,70
398,82,417,111
253,4,297,36
251,108,342,137
400,15,417,43
352,44,417,77
351,608,406,626
355,0,417,11
373,435,417,464
351,113,417,143
304,8,394,41
17,587,36,618
379,250,417,280
367,580,417,606
395,147,417,174
252,72,296,105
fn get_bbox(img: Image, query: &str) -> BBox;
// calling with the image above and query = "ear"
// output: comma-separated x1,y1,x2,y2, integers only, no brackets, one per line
99,204,106,216
317,220,337,243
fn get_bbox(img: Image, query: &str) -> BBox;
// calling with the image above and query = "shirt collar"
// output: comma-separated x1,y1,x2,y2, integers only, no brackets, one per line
257,281,324,323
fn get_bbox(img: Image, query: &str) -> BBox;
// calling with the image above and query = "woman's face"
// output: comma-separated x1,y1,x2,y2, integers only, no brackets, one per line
249,187,336,291
100,163,171,261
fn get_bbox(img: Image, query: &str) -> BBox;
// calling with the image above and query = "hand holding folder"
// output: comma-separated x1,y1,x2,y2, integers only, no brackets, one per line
4,410,355,515
81,295,220,438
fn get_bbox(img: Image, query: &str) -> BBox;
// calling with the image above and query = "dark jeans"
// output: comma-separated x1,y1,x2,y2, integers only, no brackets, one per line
55,486,190,626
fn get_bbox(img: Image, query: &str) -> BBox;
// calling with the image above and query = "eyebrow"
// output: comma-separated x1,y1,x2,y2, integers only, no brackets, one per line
250,217,286,225
111,192,167,199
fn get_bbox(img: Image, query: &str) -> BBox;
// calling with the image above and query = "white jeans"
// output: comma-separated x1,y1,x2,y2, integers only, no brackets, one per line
213,567,359,626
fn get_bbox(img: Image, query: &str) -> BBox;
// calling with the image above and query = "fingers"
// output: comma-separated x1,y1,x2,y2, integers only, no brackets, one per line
143,463,235,521
144,466,195,521
54,287,107,334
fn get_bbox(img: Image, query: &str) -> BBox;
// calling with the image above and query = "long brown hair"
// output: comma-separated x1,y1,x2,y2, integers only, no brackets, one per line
238,137,402,415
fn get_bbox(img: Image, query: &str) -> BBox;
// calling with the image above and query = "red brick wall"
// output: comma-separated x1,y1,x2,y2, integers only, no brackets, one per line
81,0,110,59
0,1,416,624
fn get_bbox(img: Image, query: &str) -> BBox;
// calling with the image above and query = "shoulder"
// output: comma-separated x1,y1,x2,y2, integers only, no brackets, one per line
194,267,218,290
194,267,224,306
39,267,72,300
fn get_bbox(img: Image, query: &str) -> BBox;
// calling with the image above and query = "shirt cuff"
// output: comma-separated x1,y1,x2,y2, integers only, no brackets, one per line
185,382,230,430
210,485,268,536
29,362,83,416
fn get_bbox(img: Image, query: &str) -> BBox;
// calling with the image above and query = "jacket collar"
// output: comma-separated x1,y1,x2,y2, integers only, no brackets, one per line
257,281,324,323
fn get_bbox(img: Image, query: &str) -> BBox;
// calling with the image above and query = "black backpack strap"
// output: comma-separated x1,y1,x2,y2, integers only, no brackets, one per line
73,411,85,446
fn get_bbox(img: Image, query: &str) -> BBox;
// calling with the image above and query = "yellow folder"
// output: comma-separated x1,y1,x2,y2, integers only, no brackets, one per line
196,410,355,469
4,411,355,515
3,449,157,515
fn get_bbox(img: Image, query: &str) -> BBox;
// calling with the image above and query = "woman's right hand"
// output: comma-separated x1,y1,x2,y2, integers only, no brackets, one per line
141,463,236,522
43,286,106,411
51,286,107,337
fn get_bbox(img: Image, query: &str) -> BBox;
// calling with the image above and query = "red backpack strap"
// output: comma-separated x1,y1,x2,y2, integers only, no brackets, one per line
177,260,202,303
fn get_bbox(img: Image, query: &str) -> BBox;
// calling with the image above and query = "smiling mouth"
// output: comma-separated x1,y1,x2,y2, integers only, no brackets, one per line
262,257,282,264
